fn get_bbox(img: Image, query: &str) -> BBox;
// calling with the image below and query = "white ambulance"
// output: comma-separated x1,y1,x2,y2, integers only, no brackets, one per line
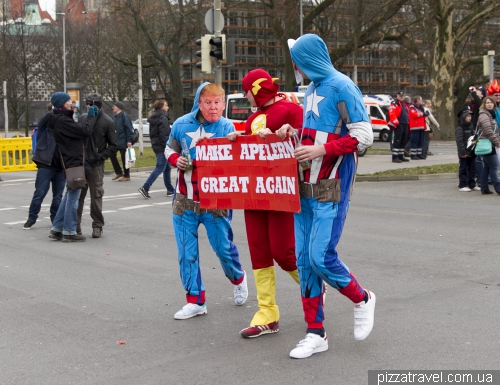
363,94,392,142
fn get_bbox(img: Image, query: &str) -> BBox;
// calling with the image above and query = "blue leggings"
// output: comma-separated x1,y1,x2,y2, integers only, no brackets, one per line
295,156,365,327
173,209,244,304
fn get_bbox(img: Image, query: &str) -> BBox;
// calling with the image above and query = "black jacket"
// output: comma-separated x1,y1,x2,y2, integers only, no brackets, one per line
33,110,63,171
148,109,170,154
455,111,475,158
48,109,96,169
113,111,134,149
457,91,482,128
79,110,118,166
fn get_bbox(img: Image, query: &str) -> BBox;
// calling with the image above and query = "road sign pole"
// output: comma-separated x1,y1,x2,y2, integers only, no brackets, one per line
214,0,222,86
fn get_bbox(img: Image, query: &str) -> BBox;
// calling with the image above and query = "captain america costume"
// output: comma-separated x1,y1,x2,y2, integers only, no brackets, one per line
287,35,374,335
165,82,245,307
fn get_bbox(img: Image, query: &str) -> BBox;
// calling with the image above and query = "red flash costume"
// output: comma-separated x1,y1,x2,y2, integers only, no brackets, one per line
239,69,303,338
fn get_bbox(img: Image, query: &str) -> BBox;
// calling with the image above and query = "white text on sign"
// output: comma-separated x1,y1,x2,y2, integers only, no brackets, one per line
196,141,295,161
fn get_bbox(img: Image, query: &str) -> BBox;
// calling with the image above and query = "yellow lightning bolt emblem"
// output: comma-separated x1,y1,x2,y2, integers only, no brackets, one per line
251,114,267,135
251,78,267,95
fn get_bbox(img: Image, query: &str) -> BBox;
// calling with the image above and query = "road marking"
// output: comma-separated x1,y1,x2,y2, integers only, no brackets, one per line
118,205,154,210
0,178,35,183
153,202,172,205
0,208,16,211
4,221,27,225
1,183,24,186
101,210,117,214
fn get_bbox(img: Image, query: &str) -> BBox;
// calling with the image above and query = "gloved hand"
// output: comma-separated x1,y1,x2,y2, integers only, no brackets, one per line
424,110,430,116
88,106,98,117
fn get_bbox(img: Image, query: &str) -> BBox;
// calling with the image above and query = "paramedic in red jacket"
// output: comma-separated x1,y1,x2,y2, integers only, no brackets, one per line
409,95,429,160
388,91,410,163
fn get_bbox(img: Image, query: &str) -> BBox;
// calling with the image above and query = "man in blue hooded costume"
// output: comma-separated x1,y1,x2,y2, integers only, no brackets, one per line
165,82,248,320
277,34,376,359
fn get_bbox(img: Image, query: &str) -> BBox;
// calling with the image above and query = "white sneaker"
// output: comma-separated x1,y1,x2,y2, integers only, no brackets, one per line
472,186,481,191
174,303,207,320
354,291,376,340
289,333,328,359
233,271,248,305
459,187,471,192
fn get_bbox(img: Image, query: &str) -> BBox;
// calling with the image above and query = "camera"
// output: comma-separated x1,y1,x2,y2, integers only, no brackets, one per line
469,86,475,92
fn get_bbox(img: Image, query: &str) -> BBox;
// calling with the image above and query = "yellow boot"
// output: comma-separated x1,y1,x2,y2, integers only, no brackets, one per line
287,269,300,284
240,266,280,338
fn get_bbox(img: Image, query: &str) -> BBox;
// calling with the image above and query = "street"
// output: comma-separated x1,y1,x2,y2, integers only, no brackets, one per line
0,170,499,385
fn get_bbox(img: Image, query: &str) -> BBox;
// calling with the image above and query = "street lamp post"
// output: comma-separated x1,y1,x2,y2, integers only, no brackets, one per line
56,12,66,92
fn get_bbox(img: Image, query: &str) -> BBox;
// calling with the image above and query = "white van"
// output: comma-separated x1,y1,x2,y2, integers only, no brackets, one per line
363,95,392,142
225,92,304,132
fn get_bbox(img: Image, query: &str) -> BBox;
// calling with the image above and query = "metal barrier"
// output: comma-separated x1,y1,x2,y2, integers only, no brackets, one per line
0,136,37,172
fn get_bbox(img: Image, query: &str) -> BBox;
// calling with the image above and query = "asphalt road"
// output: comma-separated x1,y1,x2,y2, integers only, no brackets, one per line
1,170,499,385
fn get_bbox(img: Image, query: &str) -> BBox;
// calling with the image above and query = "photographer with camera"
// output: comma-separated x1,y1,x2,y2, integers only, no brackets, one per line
76,93,118,238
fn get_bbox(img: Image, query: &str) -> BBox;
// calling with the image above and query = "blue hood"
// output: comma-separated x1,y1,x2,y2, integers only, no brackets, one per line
289,34,336,84
189,82,211,120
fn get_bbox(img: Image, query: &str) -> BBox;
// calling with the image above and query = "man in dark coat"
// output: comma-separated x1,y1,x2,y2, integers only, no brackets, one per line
76,93,118,238
110,101,134,181
138,99,174,198
24,103,66,229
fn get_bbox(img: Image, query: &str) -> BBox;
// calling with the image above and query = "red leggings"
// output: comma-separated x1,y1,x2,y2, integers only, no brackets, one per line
244,209,296,271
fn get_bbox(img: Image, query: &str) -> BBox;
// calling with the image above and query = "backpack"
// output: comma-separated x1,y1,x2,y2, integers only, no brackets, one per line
122,112,139,145
131,128,139,145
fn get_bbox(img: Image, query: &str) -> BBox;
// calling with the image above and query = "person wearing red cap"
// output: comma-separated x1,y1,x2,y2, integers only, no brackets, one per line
227,68,303,338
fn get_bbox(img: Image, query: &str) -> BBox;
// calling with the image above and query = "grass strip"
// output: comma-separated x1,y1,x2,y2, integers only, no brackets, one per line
359,163,459,176
104,147,157,171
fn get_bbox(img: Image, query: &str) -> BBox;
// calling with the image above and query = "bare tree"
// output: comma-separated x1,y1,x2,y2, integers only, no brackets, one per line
110,0,208,120
4,22,49,134
428,0,500,139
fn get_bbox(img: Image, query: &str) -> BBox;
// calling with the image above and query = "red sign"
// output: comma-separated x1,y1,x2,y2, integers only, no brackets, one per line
196,134,300,212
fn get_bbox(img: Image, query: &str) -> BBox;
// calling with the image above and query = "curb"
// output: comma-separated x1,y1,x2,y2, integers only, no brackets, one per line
108,167,458,182
104,166,156,175
356,173,457,182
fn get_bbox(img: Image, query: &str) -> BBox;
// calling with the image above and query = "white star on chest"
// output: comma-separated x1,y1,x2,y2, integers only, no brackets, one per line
305,90,325,118
185,125,216,149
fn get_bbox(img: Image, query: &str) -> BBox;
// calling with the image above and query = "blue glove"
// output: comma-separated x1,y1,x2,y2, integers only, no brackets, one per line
88,106,98,117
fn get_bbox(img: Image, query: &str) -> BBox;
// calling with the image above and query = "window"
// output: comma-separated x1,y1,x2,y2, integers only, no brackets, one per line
227,96,254,121
230,69,239,81
248,41,256,55
370,106,384,120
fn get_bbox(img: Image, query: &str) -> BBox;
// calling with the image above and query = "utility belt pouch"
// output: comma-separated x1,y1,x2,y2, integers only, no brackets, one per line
172,193,186,215
299,179,341,203
212,209,228,218
317,179,341,203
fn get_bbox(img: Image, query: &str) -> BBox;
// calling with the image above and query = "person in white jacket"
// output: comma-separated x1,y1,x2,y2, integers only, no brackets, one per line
423,100,440,157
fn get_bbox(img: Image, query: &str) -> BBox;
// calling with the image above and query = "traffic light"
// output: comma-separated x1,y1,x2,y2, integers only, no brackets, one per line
195,34,212,73
209,34,226,61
